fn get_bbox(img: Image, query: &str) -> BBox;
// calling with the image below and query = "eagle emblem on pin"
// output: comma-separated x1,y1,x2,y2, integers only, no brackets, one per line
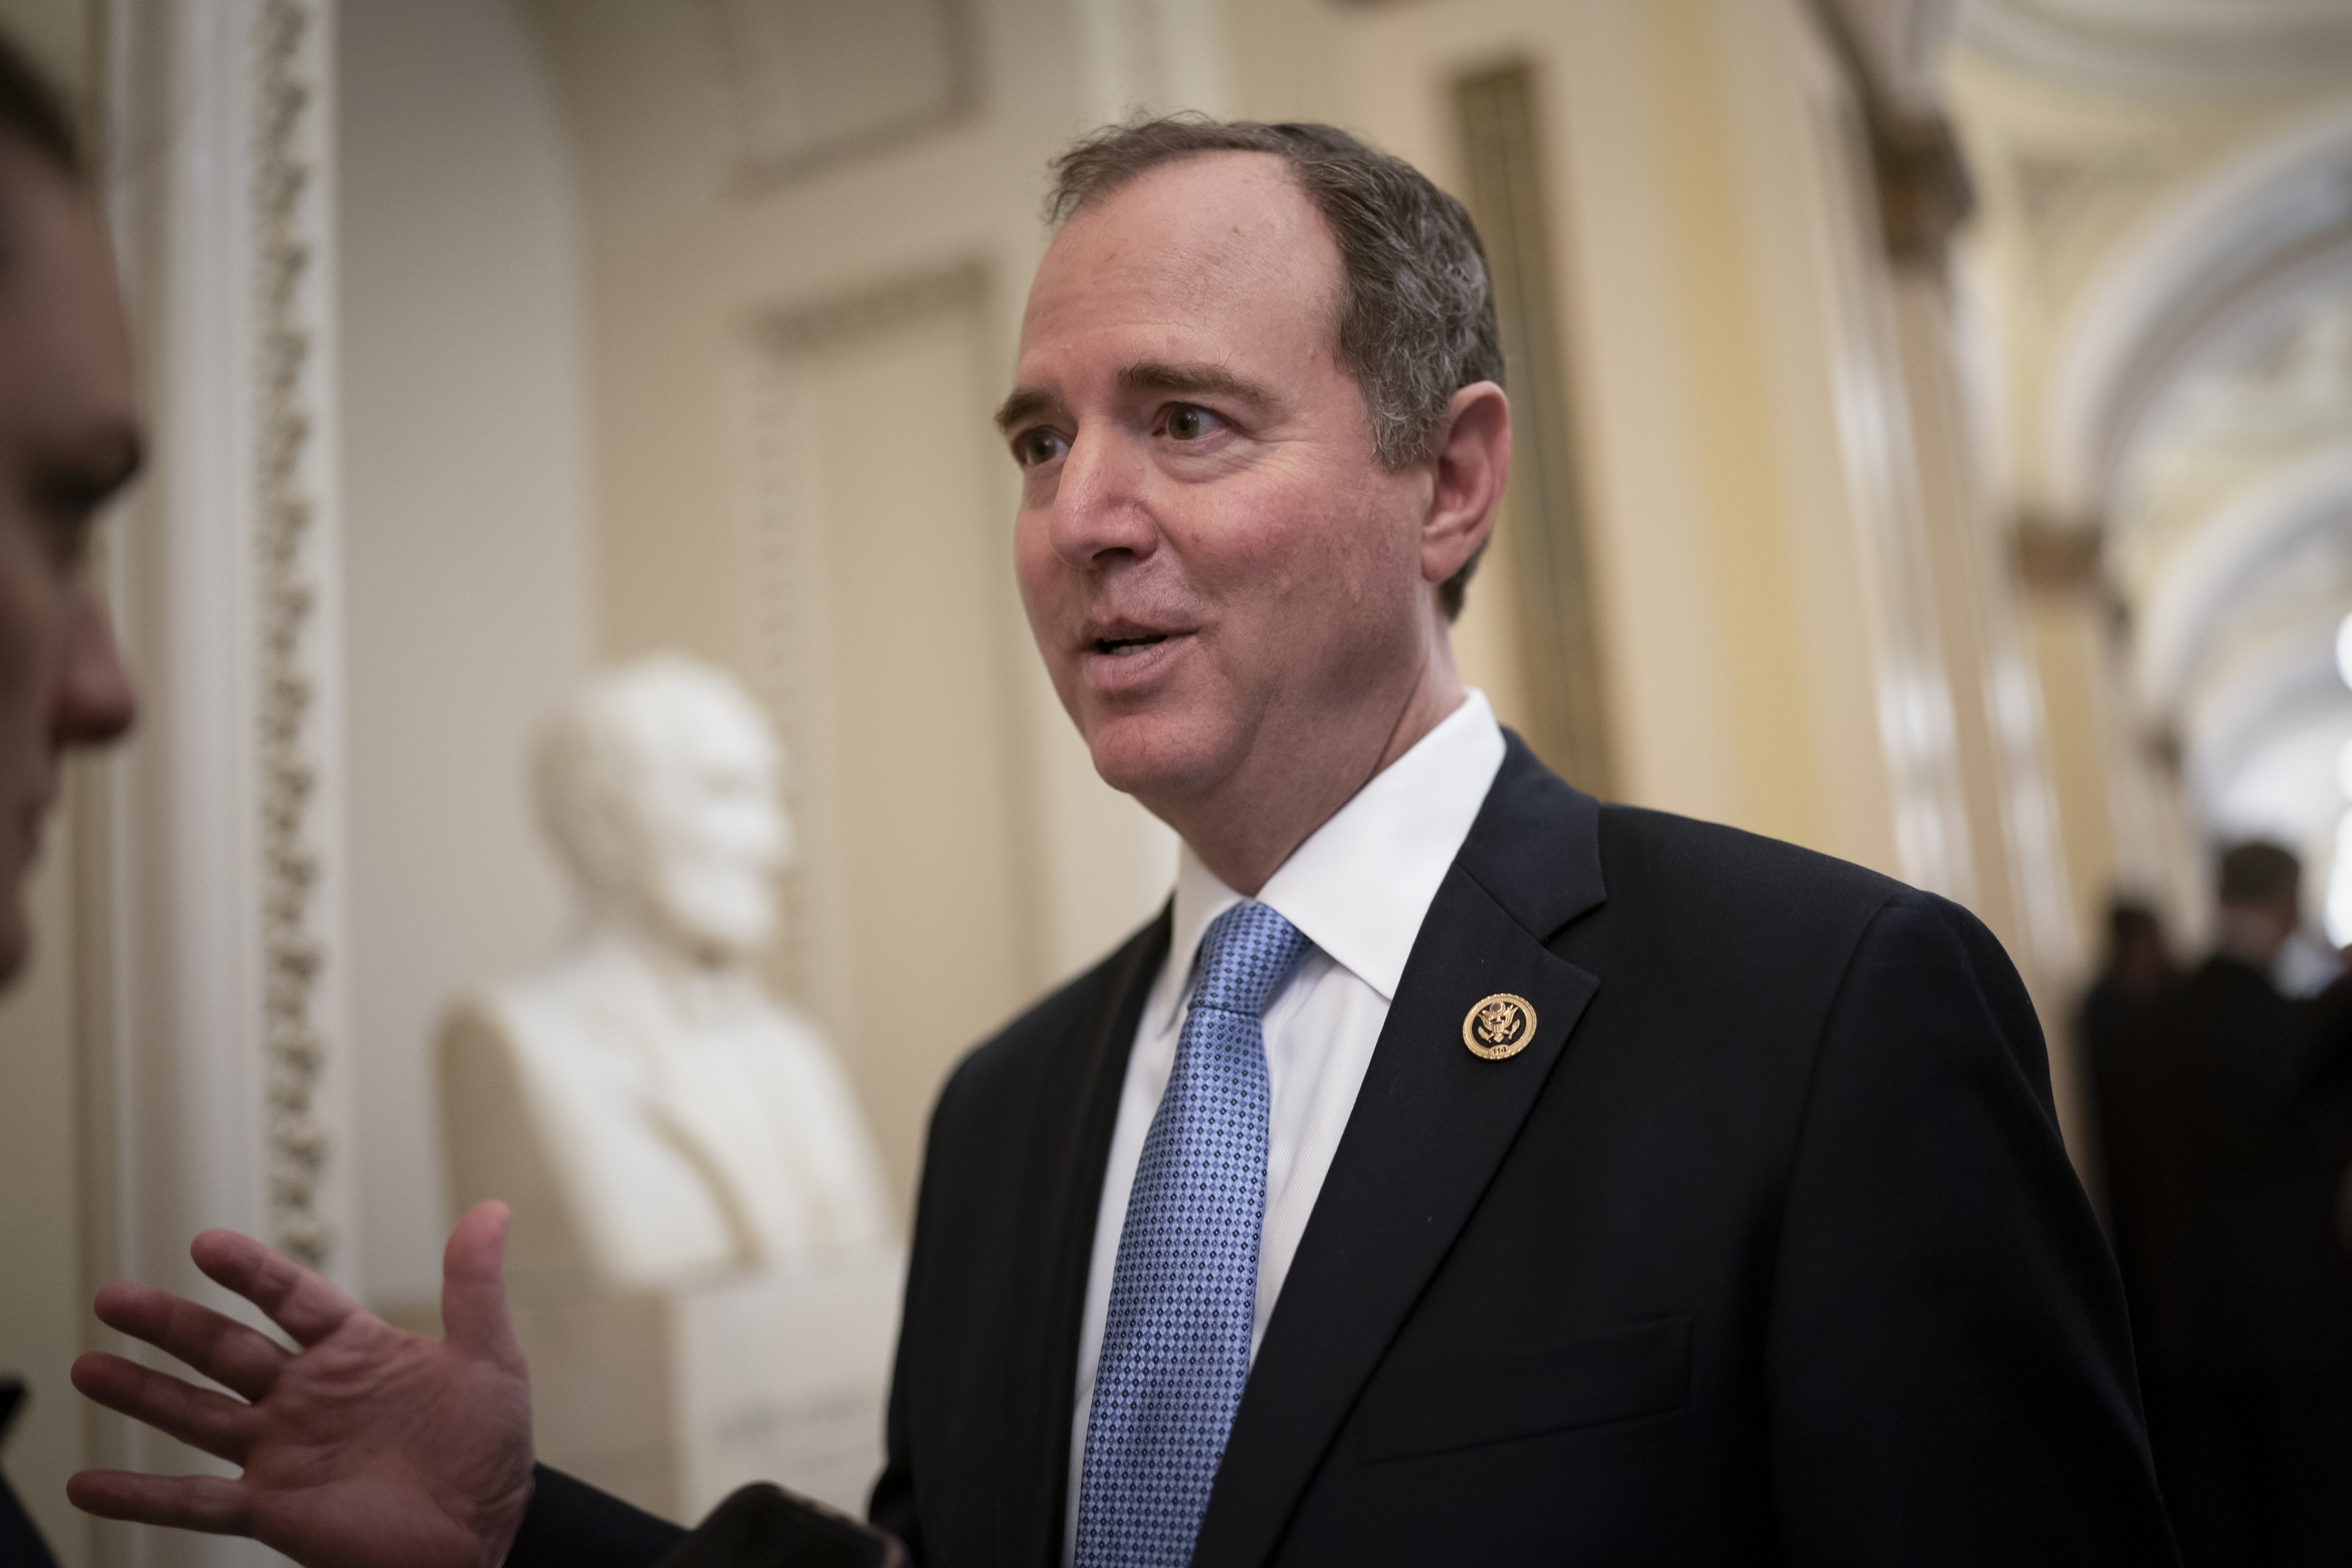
1463,993,1536,1060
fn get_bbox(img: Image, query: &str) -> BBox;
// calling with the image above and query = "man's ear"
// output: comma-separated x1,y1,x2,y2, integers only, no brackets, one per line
1421,381,1510,588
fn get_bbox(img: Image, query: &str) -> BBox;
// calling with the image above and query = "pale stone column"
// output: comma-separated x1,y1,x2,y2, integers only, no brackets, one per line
82,4,356,1563
1886,261,2091,1155
1812,0,2092,1159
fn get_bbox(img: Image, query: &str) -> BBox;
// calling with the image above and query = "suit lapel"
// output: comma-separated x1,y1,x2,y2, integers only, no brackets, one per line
994,911,1169,1568
1191,737,1605,1568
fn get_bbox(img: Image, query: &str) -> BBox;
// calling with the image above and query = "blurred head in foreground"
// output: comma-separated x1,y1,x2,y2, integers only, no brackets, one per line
0,33,139,982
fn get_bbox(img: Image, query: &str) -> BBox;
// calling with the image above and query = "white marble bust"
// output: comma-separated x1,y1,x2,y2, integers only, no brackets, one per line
440,653,893,1293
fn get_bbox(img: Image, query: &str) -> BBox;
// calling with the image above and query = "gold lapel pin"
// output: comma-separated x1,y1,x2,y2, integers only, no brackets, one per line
1463,993,1536,1060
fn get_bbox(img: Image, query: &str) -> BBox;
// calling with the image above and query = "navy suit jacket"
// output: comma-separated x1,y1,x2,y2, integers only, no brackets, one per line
515,737,2175,1566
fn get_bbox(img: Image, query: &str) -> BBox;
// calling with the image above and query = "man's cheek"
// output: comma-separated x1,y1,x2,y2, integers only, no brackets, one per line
1011,523,1061,628
1019,590,1075,689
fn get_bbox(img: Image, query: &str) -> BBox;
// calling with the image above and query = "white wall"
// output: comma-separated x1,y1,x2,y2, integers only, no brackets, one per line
338,0,596,1308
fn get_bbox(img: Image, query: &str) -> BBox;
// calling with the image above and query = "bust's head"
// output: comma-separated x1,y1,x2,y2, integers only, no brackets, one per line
536,654,789,963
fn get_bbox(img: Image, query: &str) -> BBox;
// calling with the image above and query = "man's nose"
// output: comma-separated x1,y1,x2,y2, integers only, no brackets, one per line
1049,425,1158,567
53,581,135,748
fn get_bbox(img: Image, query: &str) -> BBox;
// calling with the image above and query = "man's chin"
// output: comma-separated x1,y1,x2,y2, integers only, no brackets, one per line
1080,714,1230,808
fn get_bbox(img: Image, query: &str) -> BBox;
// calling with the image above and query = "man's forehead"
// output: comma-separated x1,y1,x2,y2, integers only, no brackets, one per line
1014,151,1341,375
1048,150,1324,265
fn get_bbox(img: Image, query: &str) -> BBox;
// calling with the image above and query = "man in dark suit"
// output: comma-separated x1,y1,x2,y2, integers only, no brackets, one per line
2096,843,2352,1565
2080,898,2176,1081
70,119,2172,1566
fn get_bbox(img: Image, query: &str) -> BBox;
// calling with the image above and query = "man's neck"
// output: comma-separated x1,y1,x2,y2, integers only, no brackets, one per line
1162,648,1465,897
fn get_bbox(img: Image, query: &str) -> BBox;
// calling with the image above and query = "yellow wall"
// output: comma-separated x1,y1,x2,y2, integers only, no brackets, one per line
1236,0,1933,881
1641,0,1828,852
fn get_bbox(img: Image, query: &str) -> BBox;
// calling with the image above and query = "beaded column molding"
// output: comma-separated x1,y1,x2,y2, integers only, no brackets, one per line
254,0,334,1270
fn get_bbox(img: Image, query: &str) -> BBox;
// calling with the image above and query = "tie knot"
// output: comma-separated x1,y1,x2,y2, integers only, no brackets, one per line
1191,901,1312,1018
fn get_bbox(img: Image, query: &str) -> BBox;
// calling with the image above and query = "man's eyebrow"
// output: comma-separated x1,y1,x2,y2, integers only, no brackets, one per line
992,363,1278,433
994,387,1054,433
1116,361,1275,409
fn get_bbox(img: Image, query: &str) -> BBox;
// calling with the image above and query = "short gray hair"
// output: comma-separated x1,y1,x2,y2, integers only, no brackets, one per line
1046,116,1503,618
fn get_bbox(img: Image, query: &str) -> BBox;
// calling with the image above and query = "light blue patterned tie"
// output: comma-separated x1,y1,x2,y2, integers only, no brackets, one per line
1075,901,1312,1568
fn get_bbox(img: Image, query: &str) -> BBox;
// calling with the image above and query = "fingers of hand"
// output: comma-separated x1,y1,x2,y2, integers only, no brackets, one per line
67,1469,251,1536
444,1201,509,1285
69,1354,256,1466
192,1229,360,1349
440,1201,521,1366
90,1282,290,1402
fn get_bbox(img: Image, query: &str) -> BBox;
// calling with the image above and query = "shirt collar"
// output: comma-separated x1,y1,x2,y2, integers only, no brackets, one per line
1150,690,1508,1030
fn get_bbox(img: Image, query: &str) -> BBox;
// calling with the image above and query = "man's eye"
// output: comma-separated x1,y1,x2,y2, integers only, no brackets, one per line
1166,404,1221,441
1014,428,1068,467
30,468,124,568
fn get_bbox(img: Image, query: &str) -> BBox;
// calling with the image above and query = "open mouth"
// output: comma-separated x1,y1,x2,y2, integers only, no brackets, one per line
1094,634,1169,658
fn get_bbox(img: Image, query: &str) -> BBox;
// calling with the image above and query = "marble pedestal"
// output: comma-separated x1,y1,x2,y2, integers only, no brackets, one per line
515,1248,905,1523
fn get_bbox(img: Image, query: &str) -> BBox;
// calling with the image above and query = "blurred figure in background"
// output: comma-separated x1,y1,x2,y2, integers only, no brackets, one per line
2082,896,2176,1087
2094,842,2352,1567
2257,918,2352,1566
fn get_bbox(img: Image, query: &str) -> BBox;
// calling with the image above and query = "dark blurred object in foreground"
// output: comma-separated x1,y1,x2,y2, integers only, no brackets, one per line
650,1483,905,1568
2091,844,2352,1566
0,1380,56,1568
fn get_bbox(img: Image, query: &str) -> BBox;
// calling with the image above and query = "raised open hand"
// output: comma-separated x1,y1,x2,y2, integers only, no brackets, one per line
67,1200,535,1568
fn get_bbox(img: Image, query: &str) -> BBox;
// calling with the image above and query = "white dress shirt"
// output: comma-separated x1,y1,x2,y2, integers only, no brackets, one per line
1064,690,1508,1555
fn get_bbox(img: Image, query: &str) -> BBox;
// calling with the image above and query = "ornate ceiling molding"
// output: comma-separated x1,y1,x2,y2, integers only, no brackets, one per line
1965,0,2352,98
2182,627,2350,825
1820,0,1961,118
2134,441,2352,710
701,0,980,189
1808,0,1973,266
2012,517,2105,592
2046,101,2352,517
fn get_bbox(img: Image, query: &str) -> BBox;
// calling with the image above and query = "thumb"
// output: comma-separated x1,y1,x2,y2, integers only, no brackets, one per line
441,1200,520,1365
